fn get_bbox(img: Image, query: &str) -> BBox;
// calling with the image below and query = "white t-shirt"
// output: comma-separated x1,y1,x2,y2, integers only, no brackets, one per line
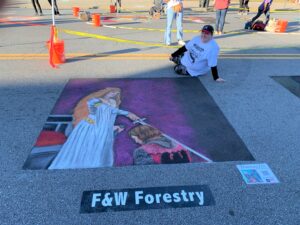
167,0,182,9
181,36,219,76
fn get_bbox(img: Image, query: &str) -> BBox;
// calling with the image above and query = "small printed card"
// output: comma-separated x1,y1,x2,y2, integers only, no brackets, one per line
237,163,280,185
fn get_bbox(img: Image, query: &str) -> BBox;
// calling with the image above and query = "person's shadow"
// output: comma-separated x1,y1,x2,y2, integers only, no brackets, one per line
66,47,158,63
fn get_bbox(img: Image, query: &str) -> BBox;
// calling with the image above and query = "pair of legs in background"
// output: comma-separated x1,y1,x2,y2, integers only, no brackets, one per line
48,0,60,15
199,0,210,10
114,0,122,13
251,8,270,25
215,8,228,34
31,0,42,15
32,0,60,15
239,0,249,14
165,8,184,46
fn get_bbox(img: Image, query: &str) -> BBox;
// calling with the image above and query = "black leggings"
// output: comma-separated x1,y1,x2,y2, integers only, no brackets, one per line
199,0,210,8
114,0,121,8
31,0,42,14
251,9,270,25
239,0,249,12
48,0,60,14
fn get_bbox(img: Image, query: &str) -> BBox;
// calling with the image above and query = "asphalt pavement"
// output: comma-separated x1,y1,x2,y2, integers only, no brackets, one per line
0,0,300,224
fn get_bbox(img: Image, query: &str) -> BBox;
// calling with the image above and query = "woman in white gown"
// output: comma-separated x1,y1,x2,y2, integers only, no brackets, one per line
48,87,139,170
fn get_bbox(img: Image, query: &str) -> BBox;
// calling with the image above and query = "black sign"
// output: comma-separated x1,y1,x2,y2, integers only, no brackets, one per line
80,185,214,213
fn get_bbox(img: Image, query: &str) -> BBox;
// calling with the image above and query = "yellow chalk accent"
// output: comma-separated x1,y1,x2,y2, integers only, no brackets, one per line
59,28,178,48
103,25,200,33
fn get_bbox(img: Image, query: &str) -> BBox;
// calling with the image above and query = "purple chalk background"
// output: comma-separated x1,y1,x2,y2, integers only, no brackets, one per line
51,79,209,166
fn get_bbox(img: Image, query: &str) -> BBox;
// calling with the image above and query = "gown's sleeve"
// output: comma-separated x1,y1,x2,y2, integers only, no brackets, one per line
116,109,129,116
87,98,101,115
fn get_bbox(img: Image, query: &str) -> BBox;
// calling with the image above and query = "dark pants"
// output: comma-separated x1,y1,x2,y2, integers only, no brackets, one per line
48,0,60,14
215,8,228,32
199,0,210,8
115,0,121,7
239,0,249,12
171,56,190,76
114,0,121,12
31,0,42,14
251,8,270,25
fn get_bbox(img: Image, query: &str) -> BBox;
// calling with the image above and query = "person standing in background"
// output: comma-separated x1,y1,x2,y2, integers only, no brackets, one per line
48,0,60,15
238,0,249,15
164,0,185,46
114,0,122,13
214,0,230,35
199,0,210,11
31,0,43,16
251,0,273,25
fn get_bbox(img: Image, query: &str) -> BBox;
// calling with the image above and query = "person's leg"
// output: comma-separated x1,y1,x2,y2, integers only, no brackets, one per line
219,8,228,33
264,10,270,25
35,0,43,14
165,8,174,45
48,0,56,13
171,56,181,65
115,0,121,12
205,0,210,9
245,0,250,12
53,0,60,15
251,8,263,23
176,11,183,41
239,0,244,13
31,0,38,14
215,9,221,33
174,64,190,76
48,0,60,15
199,0,204,8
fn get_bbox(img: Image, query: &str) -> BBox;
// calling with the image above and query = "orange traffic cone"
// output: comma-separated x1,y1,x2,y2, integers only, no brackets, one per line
275,20,288,33
110,5,116,13
73,7,80,17
47,25,66,67
92,14,101,27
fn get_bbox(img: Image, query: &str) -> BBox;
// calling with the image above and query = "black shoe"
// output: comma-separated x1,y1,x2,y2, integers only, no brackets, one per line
174,65,189,76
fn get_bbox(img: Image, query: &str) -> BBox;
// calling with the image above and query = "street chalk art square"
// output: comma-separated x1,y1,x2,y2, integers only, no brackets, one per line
23,78,254,170
237,164,279,185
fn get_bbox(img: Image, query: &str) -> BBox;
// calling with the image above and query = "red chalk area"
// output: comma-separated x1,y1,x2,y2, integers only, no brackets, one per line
0,16,44,26
35,131,67,147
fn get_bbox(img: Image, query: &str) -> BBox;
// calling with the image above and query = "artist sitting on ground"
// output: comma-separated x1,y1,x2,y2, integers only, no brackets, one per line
169,25,225,82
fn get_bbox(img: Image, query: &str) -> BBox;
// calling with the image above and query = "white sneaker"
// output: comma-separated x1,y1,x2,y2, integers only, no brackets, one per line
178,40,185,46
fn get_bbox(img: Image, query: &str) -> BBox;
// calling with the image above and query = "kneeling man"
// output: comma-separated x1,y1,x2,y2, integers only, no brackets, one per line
170,25,225,82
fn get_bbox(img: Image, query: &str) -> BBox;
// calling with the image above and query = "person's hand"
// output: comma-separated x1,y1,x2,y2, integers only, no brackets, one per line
114,125,125,134
127,113,140,121
216,78,225,83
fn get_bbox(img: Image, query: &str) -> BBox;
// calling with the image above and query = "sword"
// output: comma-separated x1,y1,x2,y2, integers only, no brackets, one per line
133,118,213,163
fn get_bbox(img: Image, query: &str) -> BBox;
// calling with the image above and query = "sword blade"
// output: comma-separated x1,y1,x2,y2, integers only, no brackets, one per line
134,119,213,163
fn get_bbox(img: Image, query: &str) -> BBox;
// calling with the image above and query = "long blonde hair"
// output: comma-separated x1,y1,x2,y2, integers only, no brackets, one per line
73,87,121,126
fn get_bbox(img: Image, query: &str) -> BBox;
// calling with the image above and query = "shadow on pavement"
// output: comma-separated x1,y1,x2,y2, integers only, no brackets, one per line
66,48,156,63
